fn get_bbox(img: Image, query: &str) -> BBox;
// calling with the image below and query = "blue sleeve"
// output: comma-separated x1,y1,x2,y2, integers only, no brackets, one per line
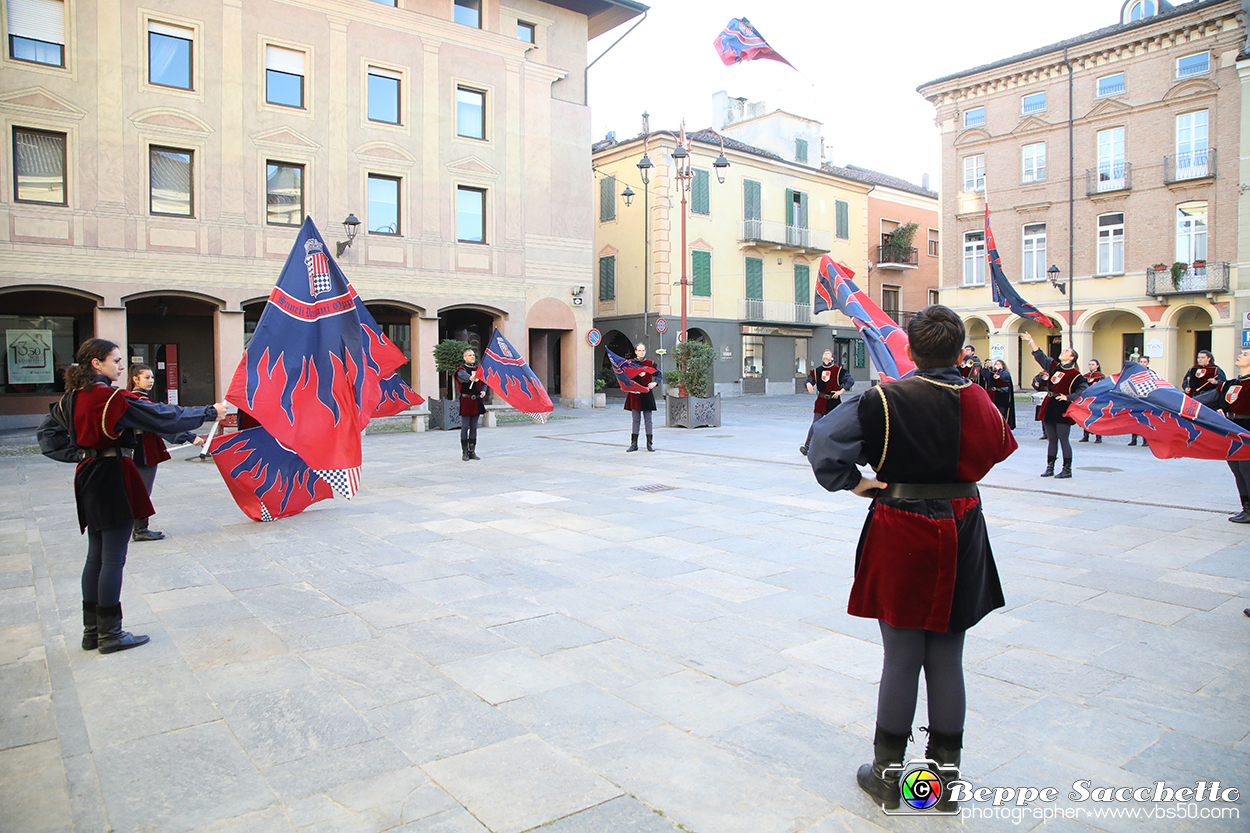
808,391,869,493
1195,389,1222,407
1031,348,1052,370
841,368,854,391
116,397,216,435
1217,368,1228,383
456,368,472,384
159,430,198,444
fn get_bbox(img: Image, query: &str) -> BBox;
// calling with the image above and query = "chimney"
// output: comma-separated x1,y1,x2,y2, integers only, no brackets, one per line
642,111,650,134
922,173,930,191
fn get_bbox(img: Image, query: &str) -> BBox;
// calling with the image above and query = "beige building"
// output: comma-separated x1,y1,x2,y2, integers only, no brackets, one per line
918,0,1245,385
0,0,644,427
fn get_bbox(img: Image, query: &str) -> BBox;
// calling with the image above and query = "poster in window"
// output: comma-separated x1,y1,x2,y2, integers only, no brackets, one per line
7,329,55,384
853,339,865,368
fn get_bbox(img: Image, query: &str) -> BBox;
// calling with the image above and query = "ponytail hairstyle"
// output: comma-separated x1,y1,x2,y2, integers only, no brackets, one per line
66,339,119,391
128,362,153,391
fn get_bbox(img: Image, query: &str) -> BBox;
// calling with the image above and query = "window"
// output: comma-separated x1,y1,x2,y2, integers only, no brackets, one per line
1022,142,1046,183
265,45,305,108
928,289,940,306
1097,72,1125,97
744,179,761,237
371,0,397,5
599,175,616,222
1175,201,1207,265
1127,1,1155,21
149,146,192,217
457,186,485,243
963,155,985,192
795,138,808,163
599,255,615,301
13,127,65,204
691,169,709,216
963,231,985,286
367,69,401,125
1096,127,1126,190
454,0,480,28
517,21,536,43
1176,52,1209,79
1175,110,1209,177
927,228,939,257
881,287,900,323
786,189,808,247
1022,92,1046,114
147,21,193,89
456,87,485,140
794,263,809,306
8,0,65,67
367,175,400,235
1022,223,1046,282
835,199,849,240
742,334,763,378
1097,213,1124,275
963,107,985,128
745,257,763,300
265,161,303,226
692,250,711,297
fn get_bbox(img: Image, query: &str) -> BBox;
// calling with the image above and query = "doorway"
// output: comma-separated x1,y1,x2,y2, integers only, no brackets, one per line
528,330,563,396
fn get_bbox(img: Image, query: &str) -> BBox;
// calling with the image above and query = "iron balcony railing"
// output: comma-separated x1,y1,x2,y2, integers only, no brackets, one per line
1086,162,1132,195
1145,262,1229,295
740,299,812,324
876,244,919,267
739,219,832,252
888,310,921,328
1164,148,1215,183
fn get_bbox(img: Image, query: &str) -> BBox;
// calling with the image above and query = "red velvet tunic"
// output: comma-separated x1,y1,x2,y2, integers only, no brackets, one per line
1036,358,1084,425
458,365,487,417
1183,364,1224,397
624,360,657,412
807,363,848,415
1213,376,1250,425
72,384,154,532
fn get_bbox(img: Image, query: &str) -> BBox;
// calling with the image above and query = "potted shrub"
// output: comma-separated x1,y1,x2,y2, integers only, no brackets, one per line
593,377,607,409
1192,259,1207,270
1170,261,1188,289
1151,263,1168,272
666,340,721,429
429,339,471,430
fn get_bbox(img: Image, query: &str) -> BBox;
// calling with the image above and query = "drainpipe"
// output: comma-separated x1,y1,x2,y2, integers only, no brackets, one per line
584,11,648,106
1065,46,1075,349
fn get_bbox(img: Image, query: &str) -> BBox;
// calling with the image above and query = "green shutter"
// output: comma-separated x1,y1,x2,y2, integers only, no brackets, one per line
599,175,616,222
798,192,809,229
745,257,763,300
794,264,810,305
599,255,615,300
743,179,761,220
785,188,795,225
796,138,808,163
836,199,849,239
692,250,711,297
692,169,709,215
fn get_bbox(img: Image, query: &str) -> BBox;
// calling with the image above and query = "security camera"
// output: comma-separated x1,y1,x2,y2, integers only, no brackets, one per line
572,286,585,296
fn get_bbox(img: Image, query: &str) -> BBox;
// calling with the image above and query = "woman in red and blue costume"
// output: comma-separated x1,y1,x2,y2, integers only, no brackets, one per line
65,339,223,654
624,342,659,452
126,362,205,542
1024,331,1088,479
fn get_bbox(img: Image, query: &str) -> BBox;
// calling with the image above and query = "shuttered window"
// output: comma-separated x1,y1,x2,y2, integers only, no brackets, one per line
794,264,810,306
265,45,305,108
148,21,193,90
692,250,711,297
835,199,849,239
786,189,809,228
8,0,65,66
599,255,615,301
743,179,761,220
691,169,709,215
745,257,763,300
599,175,616,222
795,138,808,163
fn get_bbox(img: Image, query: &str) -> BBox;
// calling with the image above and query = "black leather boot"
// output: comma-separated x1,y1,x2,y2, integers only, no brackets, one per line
82,601,98,651
1095,435,1102,443
1128,436,1138,446
627,433,639,452
461,440,470,461
1040,456,1056,477
1079,431,1090,443
96,604,149,654
1055,458,1073,479
132,517,165,542
856,725,910,810
468,441,481,461
1230,500,1250,524
799,444,809,457
923,728,963,813
646,435,654,452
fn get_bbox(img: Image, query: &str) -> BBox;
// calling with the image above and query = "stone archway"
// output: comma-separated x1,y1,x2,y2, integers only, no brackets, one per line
1084,308,1147,376
1171,305,1215,382
126,294,219,406
0,287,99,427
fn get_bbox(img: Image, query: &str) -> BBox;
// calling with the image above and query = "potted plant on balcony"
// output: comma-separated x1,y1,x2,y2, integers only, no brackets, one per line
1170,261,1188,289
666,340,720,429
1152,262,1168,272
429,338,471,430
883,223,919,263
1192,259,1207,270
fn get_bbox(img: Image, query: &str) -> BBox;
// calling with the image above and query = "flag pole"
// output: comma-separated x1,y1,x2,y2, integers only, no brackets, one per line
198,402,234,460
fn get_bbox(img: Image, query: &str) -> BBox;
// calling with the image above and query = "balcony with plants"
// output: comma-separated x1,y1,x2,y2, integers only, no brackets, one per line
1145,260,1228,296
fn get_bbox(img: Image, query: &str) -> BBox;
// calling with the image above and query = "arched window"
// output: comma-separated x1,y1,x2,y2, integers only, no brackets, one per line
1124,1,1155,23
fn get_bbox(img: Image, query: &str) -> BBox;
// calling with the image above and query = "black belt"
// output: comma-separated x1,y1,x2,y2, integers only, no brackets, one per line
876,482,978,500
80,447,131,460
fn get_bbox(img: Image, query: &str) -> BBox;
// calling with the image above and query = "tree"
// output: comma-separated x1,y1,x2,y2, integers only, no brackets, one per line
668,340,716,398
433,339,472,398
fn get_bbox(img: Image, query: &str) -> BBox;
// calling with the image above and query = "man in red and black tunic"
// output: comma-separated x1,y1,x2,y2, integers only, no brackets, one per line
1197,349,1250,523
1024,332,1087,478
457,348,487,461
1182,350,1226,398
799,349,853,457
808,305,1017,812
1078,360,1106,444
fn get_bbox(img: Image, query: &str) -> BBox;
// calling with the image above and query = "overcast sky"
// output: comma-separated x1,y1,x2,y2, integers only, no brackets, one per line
587,0,1179,190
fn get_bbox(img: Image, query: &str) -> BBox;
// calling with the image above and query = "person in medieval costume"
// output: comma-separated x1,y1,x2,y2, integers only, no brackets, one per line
624,342,659,452
457,348,487,461
1078,360,1106,444
988,359,1015,429
1025,331,1087,478
1196,348,1250,524
1182,350,1226,398
800,349,853,457
126,363,205,541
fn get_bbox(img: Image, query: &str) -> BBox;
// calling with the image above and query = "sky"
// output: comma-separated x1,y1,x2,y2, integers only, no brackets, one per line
586,0,1175,190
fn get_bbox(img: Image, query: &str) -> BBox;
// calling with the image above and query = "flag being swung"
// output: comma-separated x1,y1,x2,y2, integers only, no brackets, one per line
480,329,553,424
606,348,660,394
713,18,795,69
813,256,916,382
986,206,1057,329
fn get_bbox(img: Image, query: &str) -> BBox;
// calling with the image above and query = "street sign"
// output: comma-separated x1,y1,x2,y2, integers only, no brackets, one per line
1243,330,1250,349
1243,311,1250,329
677,331,686,343
655,348,667,355
655,318,667,333
586,328,601,347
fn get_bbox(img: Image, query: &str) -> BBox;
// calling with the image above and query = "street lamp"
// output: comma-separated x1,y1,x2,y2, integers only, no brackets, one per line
1047,263,1074,348
621,184,635,207
336,213,361,257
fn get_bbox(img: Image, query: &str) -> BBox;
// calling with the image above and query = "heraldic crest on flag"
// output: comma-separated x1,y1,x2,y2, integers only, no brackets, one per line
480,328,554,423
713,17,795,69
812,256,916,382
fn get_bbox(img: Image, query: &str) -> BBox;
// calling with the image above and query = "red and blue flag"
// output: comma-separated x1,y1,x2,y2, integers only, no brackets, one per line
987,207,1057,329
210,427,334,522
1067,361,1250,460
713,18,794,69
480,328,553,423
813,256,916,382
606,348,658,394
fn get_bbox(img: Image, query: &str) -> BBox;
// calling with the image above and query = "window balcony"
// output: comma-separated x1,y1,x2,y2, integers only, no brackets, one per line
1086,162,1132,195
1164,149,1215,184
1145,262,1229,296
739,299,812,324
739,219,831,253
876,244,918,269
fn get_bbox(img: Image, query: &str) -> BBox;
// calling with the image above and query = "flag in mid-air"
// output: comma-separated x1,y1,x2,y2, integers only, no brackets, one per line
606,348,660,394
986,207,1057,329
210,427,334,522
479,328,553,423
1067,361,1250,460
713,18,794,68
813,256,916,382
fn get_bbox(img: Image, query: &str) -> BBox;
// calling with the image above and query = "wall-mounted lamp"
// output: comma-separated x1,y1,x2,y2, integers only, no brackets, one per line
335,214,361,258
1047,263,1064,294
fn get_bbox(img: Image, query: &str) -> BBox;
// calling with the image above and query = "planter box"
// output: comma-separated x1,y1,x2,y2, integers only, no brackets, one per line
428,398,462,431
666,393,721,429
593,392,607,409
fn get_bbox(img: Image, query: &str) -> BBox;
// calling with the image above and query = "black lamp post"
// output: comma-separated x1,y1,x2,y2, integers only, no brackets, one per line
1047,263,1073,348
336,214,361,257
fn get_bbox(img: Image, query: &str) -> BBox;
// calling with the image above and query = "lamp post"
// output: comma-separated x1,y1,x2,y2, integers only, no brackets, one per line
637,149,653,346
1047,263,1073,348
335,213,361,257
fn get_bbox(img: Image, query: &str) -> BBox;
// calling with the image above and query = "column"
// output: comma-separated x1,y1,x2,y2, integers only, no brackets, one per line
214,310,245,401
95,0,127,248
415,314,440,401
94,306,127,351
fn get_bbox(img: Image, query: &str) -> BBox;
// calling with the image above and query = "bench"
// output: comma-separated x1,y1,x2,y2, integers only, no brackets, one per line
484,403,518,428
363,405,429,434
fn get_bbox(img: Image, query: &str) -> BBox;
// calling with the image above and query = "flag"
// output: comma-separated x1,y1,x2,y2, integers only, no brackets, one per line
986,207,1057,329
480,328,553,423
713,18,794,69
1067,361,1250,460
813,256,916,382
373,373,424,418
606,348,657,394
355,299,410,419
209,427,334,522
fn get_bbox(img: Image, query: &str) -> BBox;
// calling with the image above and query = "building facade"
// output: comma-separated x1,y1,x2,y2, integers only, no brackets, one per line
918,0,1245,385
0,0,643,428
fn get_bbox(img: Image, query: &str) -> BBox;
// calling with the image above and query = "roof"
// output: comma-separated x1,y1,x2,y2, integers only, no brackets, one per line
547,0,648,40
592,128,786,163
918,0,1232,92
822,163,937,199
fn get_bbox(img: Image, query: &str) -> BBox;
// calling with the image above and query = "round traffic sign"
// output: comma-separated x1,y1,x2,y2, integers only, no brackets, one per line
655,318,667,333
677,331,686,343
586,328,601,347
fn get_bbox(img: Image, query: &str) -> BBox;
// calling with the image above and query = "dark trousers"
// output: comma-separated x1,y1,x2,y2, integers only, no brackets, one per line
876,621,967,736
1231,459,1250,502
82,522,132,606
460,413,479,443
1043,421,1072,459
137,464,157,495
630,410,654,434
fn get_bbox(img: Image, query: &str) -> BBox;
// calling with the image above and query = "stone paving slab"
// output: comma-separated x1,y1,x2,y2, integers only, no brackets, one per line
1,396,1248,832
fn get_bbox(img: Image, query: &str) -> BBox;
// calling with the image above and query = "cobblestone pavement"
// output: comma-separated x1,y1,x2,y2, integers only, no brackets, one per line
2,395,1247,832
